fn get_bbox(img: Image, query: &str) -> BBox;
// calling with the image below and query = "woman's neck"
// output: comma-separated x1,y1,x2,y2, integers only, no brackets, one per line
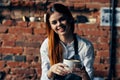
59,33,74,44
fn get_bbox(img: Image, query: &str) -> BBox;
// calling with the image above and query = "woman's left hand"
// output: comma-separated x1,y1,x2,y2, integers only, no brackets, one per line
72,67,90,80
72,66,86,77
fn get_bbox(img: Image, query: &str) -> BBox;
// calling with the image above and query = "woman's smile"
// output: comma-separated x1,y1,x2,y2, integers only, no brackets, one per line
57,25,66,32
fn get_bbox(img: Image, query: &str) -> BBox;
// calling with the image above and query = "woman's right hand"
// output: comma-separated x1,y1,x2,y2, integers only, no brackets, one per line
47,63,71,78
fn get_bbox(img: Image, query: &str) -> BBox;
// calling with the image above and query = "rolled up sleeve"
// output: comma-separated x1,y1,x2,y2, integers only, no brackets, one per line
40,39,50,80
83,44,94,80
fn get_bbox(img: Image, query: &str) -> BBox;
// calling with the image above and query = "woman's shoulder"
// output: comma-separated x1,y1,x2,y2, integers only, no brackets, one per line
40,38,48,49
41,38,48,45
76,34,93,47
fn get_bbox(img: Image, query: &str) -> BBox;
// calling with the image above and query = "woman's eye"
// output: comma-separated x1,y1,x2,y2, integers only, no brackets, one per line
59,17,66,21
50,17,66,25
51,20,57,25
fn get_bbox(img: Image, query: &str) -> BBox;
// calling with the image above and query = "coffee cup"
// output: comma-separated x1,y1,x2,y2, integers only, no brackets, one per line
63,59,83,69
29,17,35,22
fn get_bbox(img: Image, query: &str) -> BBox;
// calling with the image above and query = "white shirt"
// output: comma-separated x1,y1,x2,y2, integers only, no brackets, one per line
40,34,94,80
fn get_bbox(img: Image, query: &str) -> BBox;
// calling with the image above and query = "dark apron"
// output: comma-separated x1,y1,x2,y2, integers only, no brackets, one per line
53,34,82,80
53,73,82,80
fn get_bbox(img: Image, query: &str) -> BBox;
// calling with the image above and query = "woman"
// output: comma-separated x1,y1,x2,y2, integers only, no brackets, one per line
40,2,94,80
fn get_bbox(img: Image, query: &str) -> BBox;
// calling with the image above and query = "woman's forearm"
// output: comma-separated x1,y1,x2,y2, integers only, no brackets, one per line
47,69,54,79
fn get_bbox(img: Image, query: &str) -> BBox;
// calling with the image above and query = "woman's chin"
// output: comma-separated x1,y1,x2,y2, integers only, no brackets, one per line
57,29,68,36
58,32,66,36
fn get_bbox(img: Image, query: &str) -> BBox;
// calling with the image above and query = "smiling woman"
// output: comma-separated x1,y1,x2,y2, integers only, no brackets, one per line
40,2,94,80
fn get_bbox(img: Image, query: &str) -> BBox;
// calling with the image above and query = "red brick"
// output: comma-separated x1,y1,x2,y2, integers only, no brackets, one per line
75,29,83,36
100,57,109,64
36,68,42,78
22,34,46,42
26,55,35,63
12,34,26,41
93,43,98,49
28,22,41,28
93,43,110,51
94,56,100,63
94,64,109,77
24,48,39,55
40,22,47,28
94,64,109,71
65,1,74,8
2,20,13,26
31,62,41,68
86,3,103,9
0,34,15,41
96,50,110,57
74,3,86,9
94,70,108,77
26,55,40,63
15,41,40,48
19,62,30,68
11,68,37,79
7,61,20,68
0,67,10,74
3,40,15,47
116,64,120,72
86,36,99,43
11,68,25,74
84,0,91,2
78,24,99,30
92,0,110,3
9,27,33,35
97,43,109,50
66,0,84,3
34,28,46,35
116,51,120,58
83,30,108,36
99,37,110,43
0,47,23,54
4,74,12,80
16,21,28,27
0,61,6,68
0,27,8,33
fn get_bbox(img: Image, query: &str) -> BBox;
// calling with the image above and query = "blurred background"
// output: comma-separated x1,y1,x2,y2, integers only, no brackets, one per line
0,0,120,80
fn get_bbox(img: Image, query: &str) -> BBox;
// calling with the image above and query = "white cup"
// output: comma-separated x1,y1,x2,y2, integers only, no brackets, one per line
29,17,35,22
63,59,83,69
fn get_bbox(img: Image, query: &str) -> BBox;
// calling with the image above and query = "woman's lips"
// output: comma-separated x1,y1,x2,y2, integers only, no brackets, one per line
57,25,66,32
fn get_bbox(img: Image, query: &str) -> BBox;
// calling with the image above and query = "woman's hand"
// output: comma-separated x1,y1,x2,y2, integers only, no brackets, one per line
72,67,91,80
47,63,71,79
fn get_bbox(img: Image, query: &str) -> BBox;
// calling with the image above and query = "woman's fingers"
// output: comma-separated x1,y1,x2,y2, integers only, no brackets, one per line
52,63,71,75
56,67,65,75
54,65,65,75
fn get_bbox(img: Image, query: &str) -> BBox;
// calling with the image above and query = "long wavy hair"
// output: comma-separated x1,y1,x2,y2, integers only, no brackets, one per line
45,2,75,66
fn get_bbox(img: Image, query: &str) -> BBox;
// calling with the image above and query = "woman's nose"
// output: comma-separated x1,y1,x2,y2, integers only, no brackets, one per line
56,21,61,26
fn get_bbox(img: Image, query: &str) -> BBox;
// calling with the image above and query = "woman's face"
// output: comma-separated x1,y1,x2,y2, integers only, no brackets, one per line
49,12,70,36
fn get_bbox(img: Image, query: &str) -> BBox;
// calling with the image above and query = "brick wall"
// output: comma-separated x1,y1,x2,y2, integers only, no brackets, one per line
0,0,120,80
